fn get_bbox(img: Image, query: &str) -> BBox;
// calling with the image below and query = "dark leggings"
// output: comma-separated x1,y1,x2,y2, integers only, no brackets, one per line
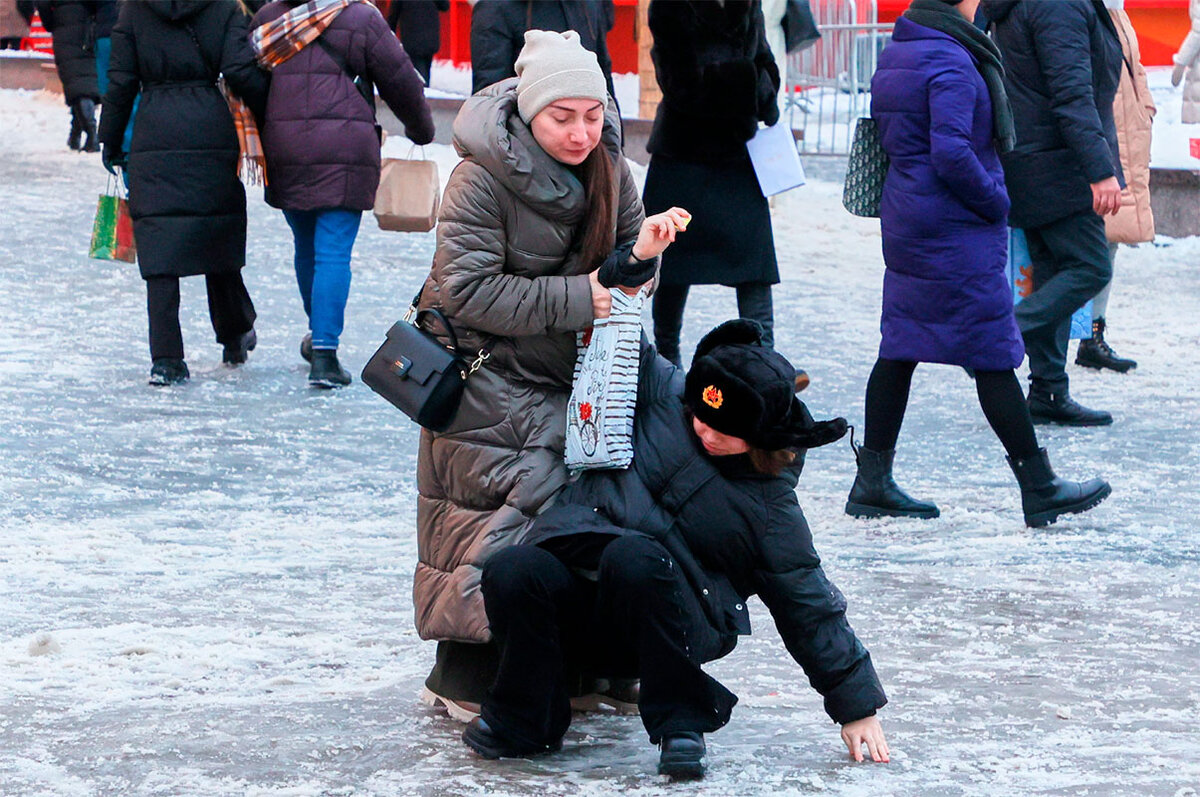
863,358,1039,460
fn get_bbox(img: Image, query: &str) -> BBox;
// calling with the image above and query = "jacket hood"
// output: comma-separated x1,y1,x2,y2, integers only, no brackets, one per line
980,0,1019,24
452,79,623,224
146,0,210,22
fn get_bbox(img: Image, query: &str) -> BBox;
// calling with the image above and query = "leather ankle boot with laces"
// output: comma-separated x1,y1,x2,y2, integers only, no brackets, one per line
1075,318,1136,373
1027,386,1112,426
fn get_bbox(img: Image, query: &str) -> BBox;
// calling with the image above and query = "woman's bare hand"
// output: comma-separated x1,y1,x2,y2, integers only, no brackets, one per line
632,207,691,261
841,716,890,763
589,269,611,319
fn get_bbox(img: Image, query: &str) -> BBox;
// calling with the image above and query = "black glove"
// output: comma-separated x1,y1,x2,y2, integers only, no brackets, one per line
102,146,126,175
597,242,657,289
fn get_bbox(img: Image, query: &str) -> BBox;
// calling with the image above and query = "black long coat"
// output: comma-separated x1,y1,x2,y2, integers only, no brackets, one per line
525,343,888,726
646,0,780,162
387,0,448,60
469,0,615,97
98,0,268,279
36,0,99,103
642,0,781,287
980,0,1124,229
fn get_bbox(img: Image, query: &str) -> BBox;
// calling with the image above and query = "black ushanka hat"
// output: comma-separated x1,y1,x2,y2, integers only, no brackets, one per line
684,320,849,450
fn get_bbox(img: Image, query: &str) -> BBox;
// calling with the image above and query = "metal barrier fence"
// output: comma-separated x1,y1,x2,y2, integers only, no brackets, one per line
786,0,893,156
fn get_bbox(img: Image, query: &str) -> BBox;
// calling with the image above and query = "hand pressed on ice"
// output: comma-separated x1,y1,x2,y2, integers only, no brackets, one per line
841,716,889,763
1090,177,1122,217
631,207,691,261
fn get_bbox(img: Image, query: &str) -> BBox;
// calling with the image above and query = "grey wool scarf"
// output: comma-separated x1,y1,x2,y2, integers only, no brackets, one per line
903,0,1016,154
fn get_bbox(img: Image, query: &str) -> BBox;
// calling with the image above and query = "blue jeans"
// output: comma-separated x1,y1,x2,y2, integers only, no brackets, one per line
282,209,362,350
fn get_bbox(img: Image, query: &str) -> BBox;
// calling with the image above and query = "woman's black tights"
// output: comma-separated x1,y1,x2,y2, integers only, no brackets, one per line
863,358,1040,461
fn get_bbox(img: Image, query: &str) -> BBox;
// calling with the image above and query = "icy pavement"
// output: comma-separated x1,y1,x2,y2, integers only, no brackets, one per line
2,88,1199,796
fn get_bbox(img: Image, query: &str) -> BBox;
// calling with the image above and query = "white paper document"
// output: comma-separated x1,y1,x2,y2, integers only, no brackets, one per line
747,122,807,196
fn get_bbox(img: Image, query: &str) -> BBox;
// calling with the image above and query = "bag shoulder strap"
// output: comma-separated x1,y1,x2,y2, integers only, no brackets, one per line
182,21,219,83
313,33,376,115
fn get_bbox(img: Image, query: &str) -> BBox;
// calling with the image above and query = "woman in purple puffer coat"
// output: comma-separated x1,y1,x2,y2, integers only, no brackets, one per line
252,0,434,389
844,0,1110,528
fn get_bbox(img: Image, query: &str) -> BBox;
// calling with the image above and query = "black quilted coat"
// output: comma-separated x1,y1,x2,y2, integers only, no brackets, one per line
98,0,268,279
524,342,888,725
36,0,99,103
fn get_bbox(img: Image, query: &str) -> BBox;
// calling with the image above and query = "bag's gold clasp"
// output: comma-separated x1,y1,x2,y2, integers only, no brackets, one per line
468,349,490,376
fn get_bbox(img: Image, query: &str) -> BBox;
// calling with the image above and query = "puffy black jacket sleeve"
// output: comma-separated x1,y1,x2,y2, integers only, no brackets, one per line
218,5,269,121
752,491,888,724
97,2,136,151
469,0,520,94
1027,0,1117,183
636,334,683,409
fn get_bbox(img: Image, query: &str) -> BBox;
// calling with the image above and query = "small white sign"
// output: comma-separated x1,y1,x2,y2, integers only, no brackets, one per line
747,122,807,196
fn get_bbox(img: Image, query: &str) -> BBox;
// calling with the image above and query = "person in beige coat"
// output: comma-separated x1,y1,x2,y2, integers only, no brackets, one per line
414,30,685,719
1078,0,1155,373
1172,0,1200,123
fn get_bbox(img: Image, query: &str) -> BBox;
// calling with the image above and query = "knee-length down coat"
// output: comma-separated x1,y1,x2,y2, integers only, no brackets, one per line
414,80,644,643
870,16,1023,370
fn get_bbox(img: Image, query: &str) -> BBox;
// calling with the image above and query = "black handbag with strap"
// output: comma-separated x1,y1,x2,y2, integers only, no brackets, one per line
361,293,489,433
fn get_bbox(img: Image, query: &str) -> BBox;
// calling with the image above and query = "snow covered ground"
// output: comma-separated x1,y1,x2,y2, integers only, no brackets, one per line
2,87,1199,797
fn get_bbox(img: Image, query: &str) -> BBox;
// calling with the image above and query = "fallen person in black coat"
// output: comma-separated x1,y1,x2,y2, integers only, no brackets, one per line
463,320,890,779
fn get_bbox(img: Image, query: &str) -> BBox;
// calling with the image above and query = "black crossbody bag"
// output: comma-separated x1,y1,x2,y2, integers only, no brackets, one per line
361,291,490,432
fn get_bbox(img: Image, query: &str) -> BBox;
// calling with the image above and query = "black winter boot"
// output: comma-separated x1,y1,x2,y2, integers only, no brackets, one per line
149,358,190,386
845,443,939,519
77,98,99,152
1027,385,1112,426
462,717,560,759
222,328,256,366
658,732,706,779
1075,318,1136,373
67,105,83,151
299,332,313,364
1007,448,1111,527
309,349,351,389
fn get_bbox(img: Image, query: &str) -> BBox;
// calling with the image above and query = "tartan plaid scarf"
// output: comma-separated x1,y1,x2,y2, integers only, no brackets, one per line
224,77,266,186
228,0,365,185
250,0,365,69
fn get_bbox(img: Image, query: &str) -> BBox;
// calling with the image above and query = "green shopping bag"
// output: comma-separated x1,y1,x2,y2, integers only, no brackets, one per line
89,175,136,263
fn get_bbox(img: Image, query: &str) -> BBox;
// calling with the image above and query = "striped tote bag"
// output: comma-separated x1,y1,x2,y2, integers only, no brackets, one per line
565,287,645,471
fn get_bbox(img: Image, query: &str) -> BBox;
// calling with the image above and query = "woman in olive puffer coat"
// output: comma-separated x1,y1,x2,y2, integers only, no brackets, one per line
413,31,677,715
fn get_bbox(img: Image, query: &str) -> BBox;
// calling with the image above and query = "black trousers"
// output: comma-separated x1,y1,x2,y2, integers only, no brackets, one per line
480,536,737,748
409,53,433,86
863,358,1039,460
652,283,774,366
146,272,256,360
1016,210,1112,393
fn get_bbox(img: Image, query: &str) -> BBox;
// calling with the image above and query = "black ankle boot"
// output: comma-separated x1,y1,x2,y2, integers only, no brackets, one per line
77,98,99,152
67,106,83,151
1027,386,1112,426
309,349,351,389
299,333,313,364
462,717,560,759
845,442,939,519
1007,448,1111,527
222,328,256,366
149,358,189,386
1075,318,1136,373
658,732,706,779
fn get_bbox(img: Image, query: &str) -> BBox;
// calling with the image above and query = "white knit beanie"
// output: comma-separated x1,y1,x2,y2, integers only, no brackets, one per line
514,30,608,124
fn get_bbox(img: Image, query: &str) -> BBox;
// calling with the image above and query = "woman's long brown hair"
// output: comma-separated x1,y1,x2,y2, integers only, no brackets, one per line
577,143,617,270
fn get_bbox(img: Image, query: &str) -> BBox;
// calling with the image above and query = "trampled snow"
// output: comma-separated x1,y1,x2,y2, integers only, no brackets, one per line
1,88,1198,796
